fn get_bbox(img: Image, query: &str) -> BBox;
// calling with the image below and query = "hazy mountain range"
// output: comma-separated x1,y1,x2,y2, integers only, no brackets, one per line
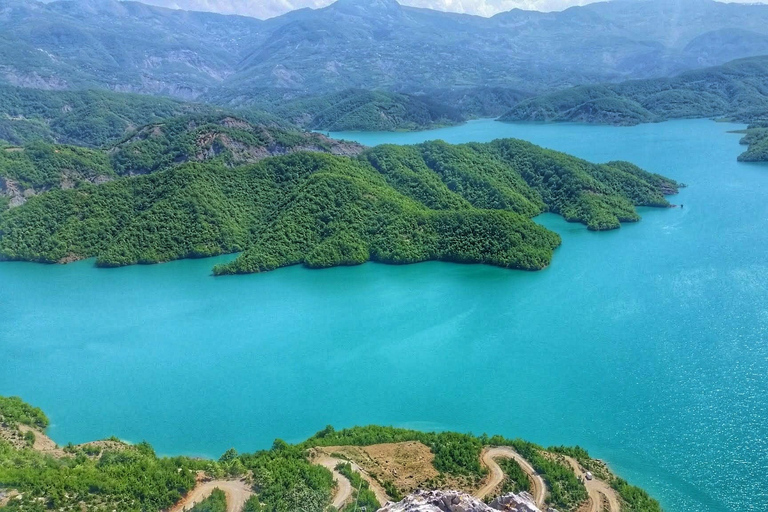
4,0,768,100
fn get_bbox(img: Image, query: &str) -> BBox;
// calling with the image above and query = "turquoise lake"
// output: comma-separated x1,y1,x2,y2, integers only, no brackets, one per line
2,119,767,511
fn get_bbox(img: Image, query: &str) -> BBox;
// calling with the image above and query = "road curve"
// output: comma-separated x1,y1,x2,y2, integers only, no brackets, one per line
475,447,546,508
561,456,621,512
169,479,253,512
313,453,391,507
315,455,354,509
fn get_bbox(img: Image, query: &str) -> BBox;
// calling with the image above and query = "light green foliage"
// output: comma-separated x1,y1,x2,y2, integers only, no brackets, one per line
488,437,587,511
0,396,49,430
189,488,228,512
239,440,333,512
611,478,663,512
497,458,529,495
0,137,679,271
0,440,199,512
335,462,381,512
550,445,661,512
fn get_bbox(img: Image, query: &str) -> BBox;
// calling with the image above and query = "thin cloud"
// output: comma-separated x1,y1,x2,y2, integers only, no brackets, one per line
137,0,768,19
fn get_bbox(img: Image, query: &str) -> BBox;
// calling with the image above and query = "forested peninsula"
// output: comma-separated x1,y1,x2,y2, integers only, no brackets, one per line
0,115,680,274
501,56,768,127
500,56,768,162
0,395,662,512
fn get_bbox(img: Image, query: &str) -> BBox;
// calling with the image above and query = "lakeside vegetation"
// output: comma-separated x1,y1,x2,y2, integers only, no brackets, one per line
738,124,768,162
0,123,679,273
0,397,662,512
501,56,768,128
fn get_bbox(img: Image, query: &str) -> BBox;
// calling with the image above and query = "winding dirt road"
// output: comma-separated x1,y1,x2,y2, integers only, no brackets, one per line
313,453,391,508
475,447,546,508
561,456,621,512
169,479,253,512
315,455,354,509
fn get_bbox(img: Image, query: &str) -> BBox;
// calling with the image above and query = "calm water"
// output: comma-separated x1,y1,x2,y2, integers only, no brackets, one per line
2,119,767,511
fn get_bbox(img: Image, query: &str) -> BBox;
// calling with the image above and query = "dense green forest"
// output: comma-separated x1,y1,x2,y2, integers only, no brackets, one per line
266,89,465,132
501,56,768,126
738,124,768,162
0,397,662,512
0,115,362,210
0,142,114,192
0,86,218,147
0,134,679,273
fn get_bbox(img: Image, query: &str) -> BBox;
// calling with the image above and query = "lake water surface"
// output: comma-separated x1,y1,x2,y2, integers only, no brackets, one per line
2,119,767,511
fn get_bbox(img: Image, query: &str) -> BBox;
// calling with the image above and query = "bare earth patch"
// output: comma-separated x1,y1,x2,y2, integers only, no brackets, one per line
316,442,475,496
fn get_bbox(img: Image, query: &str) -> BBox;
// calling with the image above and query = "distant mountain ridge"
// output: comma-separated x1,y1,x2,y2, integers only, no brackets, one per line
4,0,768,99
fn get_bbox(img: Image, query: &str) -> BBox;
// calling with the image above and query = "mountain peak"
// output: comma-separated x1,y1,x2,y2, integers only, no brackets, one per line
327,0,403,15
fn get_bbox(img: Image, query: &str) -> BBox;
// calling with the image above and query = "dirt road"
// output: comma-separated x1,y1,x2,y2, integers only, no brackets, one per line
315,455,354,509
561,456,621,512
313,453,391,507
169,479,253,512
476,447,546,508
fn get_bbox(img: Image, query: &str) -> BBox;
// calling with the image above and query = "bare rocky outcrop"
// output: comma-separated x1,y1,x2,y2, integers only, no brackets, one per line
377,490,543,512
0,177,29,207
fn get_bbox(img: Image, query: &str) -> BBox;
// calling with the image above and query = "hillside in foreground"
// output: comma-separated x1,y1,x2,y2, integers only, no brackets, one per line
0,121,681,273
0,395,661,512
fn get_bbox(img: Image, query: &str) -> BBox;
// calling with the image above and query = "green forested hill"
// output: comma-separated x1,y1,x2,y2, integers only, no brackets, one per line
738,124,768,162
501,56,768,126
0,86,217,147
0,138,680,274
0,115,360,208
268,89,465,132
108,115,363,175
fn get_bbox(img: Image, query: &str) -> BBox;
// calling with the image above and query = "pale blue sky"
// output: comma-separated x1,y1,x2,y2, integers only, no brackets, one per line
139,0,768,19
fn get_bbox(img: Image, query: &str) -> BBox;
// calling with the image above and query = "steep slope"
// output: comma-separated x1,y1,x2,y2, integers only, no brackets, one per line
268,89,465,132
223,0,768,95
6,0,768,98
108,115,364,175
0,139,680,273
0,142,114,208
0,0,264,98
501,56,768,125
0,85,222,147
0,115,363,209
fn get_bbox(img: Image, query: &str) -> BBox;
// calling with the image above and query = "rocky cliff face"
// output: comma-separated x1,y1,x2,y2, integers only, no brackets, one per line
377,490,545,512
